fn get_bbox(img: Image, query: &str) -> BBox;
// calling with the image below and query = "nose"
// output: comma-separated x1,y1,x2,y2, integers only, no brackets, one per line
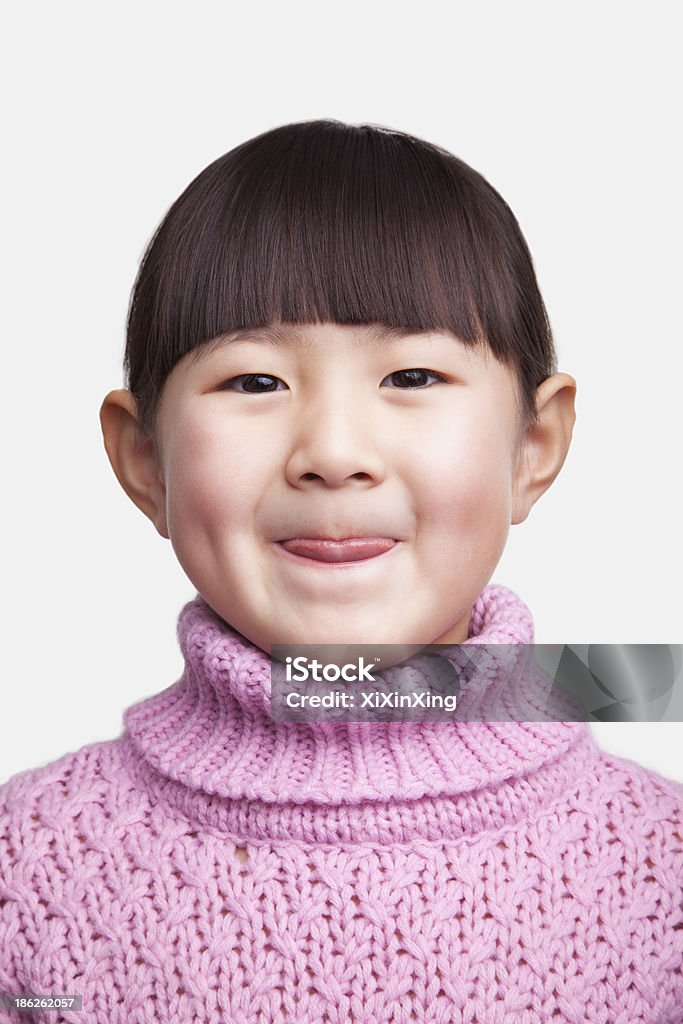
284,389,387,489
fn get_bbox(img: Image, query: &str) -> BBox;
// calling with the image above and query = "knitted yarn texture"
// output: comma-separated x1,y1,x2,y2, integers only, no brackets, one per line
1,583,682,1023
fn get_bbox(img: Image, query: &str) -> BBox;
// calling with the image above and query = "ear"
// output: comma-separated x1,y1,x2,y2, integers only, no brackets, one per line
511,372,576,525
99,389,169,538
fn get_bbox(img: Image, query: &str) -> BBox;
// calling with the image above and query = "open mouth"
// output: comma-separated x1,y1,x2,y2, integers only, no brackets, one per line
276,537,399,564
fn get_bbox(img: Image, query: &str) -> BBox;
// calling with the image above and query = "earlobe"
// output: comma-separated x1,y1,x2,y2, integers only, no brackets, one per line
99,390,169,539
511,373,577,525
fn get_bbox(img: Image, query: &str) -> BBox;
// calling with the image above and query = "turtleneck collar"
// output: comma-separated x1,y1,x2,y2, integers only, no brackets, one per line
122,583,597,843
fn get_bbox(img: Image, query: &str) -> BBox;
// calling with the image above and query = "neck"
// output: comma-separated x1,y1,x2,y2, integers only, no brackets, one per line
121,583,596,843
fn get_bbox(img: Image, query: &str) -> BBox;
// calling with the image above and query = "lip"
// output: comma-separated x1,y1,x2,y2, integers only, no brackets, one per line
275,537,400,565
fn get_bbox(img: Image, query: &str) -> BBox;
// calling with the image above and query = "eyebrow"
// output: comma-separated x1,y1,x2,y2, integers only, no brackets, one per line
192,322,440,361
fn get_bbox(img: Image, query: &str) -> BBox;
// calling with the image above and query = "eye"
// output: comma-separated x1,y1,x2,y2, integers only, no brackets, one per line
382,368,446,389
216,368,447,394
217,374,286,393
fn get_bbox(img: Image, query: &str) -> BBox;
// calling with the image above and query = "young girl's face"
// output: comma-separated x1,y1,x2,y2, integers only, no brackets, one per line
149,322,527,650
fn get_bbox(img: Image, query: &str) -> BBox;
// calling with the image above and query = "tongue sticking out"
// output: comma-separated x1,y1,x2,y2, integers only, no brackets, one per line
279,538,397,562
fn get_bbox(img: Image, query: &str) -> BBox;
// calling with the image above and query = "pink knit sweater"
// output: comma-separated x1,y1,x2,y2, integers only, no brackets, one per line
1,584,682,1023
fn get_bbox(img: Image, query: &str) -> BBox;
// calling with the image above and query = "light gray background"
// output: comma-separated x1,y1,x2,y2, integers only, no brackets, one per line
1,1,681,783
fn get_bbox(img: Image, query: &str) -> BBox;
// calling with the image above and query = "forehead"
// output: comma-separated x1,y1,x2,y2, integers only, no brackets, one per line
190,321,493,364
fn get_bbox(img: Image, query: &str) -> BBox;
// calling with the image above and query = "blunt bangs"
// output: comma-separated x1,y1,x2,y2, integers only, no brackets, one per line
125,120,556,438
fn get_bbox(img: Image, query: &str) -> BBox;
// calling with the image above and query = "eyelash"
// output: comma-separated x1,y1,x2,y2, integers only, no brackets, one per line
217,369,448,394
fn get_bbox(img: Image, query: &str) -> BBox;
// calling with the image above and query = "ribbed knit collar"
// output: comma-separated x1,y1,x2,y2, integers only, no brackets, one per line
122,583,597,843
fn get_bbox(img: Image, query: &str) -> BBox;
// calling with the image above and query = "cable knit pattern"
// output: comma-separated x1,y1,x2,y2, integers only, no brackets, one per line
1,583,682,1023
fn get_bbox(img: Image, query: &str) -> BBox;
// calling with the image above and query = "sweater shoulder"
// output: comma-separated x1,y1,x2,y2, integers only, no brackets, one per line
585,748,683,878
0,737,137,857
594,747,683,814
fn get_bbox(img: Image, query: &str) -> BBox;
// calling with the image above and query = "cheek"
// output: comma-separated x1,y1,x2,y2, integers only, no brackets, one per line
163,417,267,541
413,416,513,537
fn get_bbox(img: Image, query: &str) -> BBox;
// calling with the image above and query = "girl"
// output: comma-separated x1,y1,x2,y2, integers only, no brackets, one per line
1,120,682,1023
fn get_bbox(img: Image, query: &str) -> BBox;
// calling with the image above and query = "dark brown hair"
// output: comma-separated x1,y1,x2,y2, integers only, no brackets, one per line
124,119,556,441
